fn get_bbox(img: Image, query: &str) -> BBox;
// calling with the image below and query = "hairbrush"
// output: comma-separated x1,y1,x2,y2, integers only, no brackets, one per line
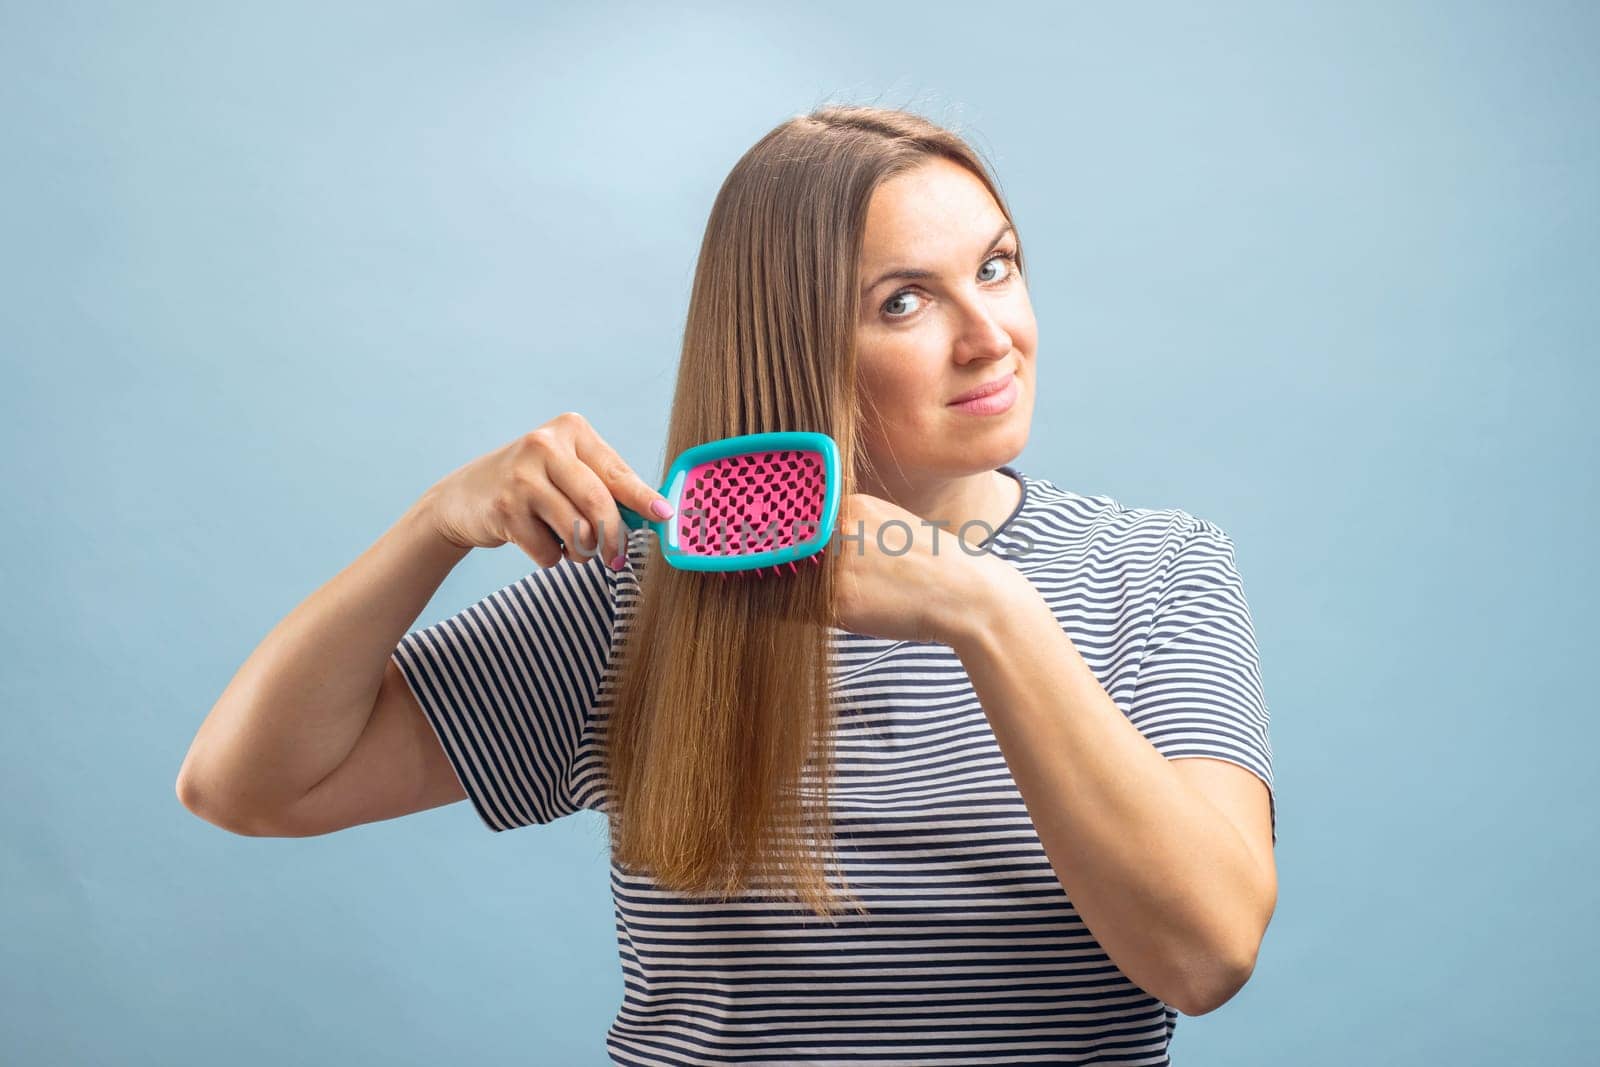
617,431,841,578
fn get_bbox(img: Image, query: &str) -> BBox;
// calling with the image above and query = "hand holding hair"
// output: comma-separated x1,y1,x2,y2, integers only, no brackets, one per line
830,491,1011,645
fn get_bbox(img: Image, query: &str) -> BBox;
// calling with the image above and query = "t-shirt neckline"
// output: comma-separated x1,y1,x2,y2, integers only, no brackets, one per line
976,465,1029,550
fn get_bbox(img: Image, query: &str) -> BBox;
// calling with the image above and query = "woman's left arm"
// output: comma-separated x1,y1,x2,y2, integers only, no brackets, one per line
942,553,1277,1017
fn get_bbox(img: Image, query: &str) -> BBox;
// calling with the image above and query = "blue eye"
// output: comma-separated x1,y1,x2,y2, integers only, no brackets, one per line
978,249,1019,283
880,249,1021,320
882,290,922,318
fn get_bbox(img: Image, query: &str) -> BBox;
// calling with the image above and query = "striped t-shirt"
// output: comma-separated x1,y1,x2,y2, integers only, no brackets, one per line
392,465,1276,1066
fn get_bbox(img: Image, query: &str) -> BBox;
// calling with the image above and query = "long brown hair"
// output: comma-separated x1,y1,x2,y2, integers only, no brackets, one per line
601,103,1026,919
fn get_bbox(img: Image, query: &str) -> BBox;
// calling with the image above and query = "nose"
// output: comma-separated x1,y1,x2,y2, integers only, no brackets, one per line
952,305,1013,365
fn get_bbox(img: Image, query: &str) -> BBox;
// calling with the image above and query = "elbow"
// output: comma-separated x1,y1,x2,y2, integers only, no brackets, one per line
176,771,277,837
175,767,204,815
175,769,211,824
1170,943,1259,1017
1174,876,1276,1016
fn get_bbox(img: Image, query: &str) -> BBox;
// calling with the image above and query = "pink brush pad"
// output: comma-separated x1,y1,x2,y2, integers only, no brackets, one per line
676,449,828,557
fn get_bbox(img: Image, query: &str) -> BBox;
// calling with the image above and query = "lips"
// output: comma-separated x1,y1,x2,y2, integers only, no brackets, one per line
947,371,1015,405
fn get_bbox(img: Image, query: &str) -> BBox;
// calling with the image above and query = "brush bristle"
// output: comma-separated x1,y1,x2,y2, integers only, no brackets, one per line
715,549,825,580
677,448,828,563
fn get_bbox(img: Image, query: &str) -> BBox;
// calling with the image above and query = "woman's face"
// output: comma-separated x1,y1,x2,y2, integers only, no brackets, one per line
854,156,1037,489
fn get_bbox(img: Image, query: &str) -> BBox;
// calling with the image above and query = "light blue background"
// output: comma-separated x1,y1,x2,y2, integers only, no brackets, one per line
3,2,1594,1064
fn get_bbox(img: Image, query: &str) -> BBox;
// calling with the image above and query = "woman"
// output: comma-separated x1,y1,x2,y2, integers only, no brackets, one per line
178,105,1277,1066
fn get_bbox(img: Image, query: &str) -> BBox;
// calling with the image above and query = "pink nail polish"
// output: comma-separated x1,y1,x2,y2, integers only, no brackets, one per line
650,499,673,519
610,554,627,570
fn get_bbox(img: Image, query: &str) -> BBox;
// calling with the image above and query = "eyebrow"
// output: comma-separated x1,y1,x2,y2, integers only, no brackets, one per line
861,223,1016,295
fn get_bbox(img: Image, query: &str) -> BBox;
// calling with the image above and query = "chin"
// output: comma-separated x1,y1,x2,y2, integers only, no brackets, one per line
983,429,1030,473
946,434,1029,477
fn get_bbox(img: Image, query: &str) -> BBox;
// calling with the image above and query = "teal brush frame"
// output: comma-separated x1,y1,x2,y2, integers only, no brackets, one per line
617,431,841,573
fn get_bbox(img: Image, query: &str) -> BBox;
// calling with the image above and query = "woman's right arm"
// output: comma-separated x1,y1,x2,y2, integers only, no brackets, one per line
174,412,671,836
175,496,469,834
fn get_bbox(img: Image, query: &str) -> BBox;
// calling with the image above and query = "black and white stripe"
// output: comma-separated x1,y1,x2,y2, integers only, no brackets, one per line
392,467,1275,1065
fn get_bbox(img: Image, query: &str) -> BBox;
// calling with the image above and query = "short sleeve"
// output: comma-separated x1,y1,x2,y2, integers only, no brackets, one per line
390,555,616,832
1125,519,1277,844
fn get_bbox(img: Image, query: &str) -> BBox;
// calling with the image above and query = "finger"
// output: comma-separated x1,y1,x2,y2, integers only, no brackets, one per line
519,464,595,565
501,498,565,569
573,425,673,536
545,446,625,567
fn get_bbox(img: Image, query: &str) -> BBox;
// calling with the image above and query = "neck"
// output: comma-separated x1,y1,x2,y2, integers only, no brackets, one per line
858,465,1021,548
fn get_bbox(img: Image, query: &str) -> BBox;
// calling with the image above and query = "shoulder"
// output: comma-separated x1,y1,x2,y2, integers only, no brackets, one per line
1002,469,1230,573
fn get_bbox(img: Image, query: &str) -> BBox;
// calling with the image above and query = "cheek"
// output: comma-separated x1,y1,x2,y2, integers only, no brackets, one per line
1010,298,1039,354
858,363,930,424
1018,315,1039,353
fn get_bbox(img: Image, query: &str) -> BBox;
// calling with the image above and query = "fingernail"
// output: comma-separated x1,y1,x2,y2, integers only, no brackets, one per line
610,554,627,571
650,499,673,519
